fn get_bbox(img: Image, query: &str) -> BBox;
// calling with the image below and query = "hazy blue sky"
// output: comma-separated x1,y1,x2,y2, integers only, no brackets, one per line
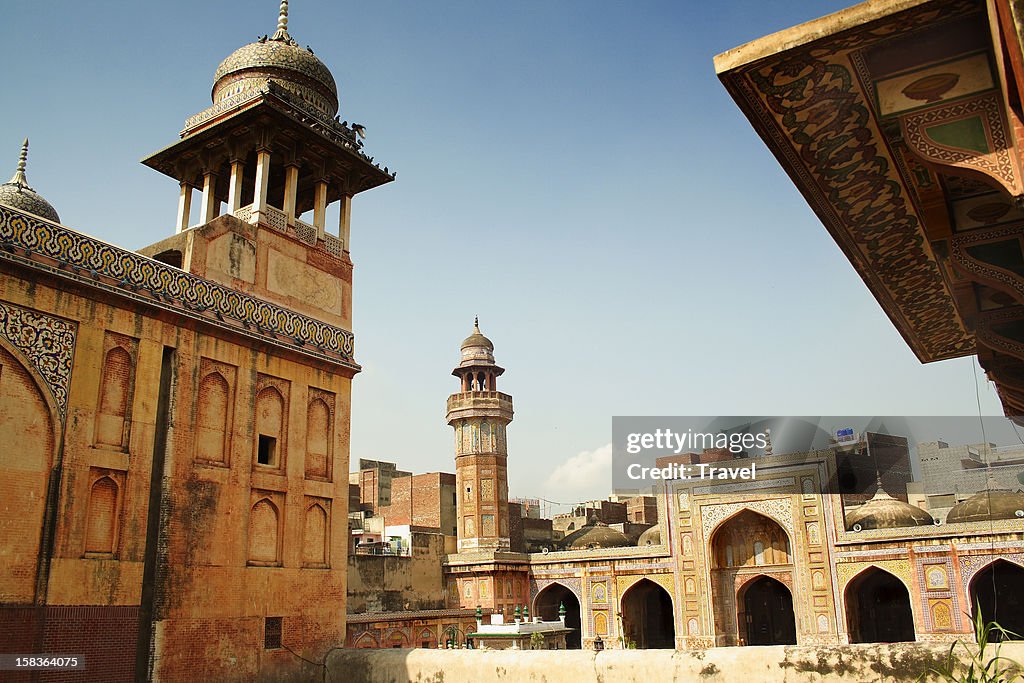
2,1,1004,510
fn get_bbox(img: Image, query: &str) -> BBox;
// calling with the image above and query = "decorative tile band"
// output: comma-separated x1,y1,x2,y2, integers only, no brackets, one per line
0,206,358,371
0,300,76,421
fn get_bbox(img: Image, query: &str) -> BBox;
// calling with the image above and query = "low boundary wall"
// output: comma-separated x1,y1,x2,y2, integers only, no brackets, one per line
326,643,1024,683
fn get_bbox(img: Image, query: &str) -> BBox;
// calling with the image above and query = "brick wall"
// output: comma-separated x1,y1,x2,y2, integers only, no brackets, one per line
381,473,457,534
0,605,139,682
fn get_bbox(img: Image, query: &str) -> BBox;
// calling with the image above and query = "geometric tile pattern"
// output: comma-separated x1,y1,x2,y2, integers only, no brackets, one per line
0,205,358,370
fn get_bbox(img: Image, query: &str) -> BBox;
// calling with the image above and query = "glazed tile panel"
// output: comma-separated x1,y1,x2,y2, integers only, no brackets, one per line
0,206,357,370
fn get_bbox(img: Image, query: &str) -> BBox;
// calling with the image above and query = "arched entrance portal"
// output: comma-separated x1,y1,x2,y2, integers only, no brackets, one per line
0,343,57,603
620,579,675,649
971,560,1024,641
845,568,915,643
534,583,581,648
740,576,796,646
709,509,794,646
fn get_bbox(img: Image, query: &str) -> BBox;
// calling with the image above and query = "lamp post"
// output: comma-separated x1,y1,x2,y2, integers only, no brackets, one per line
593,635,604,651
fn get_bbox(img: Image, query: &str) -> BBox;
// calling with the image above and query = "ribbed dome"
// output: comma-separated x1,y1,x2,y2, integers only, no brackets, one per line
0,139,60,223
946,487,1024,524
845,486,933,530
561,516,632,550
637,524,661,546
212,1,338,118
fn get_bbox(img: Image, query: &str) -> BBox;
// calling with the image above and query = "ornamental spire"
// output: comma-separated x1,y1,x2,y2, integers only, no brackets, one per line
271,0,291,41
473,315,480,333
8,138,29,188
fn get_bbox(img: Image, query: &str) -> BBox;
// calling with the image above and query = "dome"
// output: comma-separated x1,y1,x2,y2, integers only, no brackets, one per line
461,318,494,351
561,516,632,550
845,486,933,531
946,486,1024,524
459,317,496,365
637,524,661,546
212,1,338,118
0,139,60,223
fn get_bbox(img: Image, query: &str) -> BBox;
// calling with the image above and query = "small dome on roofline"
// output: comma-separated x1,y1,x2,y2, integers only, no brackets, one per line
561,515,632,550
637,524,661,546
0,139,60,223
845,480,933,530
946,476,1024,524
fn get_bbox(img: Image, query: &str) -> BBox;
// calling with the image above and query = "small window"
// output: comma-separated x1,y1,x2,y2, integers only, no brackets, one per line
265,616,282,649
258,435,277,466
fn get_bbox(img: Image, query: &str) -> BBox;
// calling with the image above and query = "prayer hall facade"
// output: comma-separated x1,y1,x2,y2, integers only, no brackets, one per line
347,324,1024,652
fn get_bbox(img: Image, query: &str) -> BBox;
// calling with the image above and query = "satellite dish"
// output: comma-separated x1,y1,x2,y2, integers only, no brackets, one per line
1015,510,1024,518
933,518,942,526
852,523,863,532
541,547,550,554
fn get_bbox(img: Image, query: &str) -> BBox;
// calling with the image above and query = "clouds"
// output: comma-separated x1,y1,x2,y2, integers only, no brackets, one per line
541,443,613,504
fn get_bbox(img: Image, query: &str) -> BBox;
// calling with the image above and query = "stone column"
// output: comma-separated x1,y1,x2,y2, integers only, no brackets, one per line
227,159,245,213
200,171,218,224
313,179,328,237
253,148,271,224
339,193,352,250
176,181,192,233
283,163,299,227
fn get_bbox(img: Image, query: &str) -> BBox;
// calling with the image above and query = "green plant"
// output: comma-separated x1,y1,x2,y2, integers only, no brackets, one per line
922,604,1022,683
529,632,544,650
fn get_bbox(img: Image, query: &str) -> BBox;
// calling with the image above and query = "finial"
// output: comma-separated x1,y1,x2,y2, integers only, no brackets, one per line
271,0,292,42
8,138,29,187
474,315,480,332
763,428,773,456
872,470,891,498
277,0,288,32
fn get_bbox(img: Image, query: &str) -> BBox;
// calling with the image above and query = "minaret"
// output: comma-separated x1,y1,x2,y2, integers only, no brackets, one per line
447,319,514,552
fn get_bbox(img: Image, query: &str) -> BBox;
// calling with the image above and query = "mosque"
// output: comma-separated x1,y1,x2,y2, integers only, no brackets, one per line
1,0,1024,681
441,326,1024,650
342,320,1024,651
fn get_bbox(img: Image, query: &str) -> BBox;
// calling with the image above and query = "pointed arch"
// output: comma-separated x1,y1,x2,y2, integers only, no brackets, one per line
0,340,60,602
533,582,582,649
710,509,792,569
84,476,120,555
96,345,133,447
738,574,796,646
305,396,332,479
196,370,230,463
248,497,281,564
353,632,378,649
303,501,329,567
969,558,1024,641
620,578,675,649
708,505,793,546
844,565,915,643
255,385,285,468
